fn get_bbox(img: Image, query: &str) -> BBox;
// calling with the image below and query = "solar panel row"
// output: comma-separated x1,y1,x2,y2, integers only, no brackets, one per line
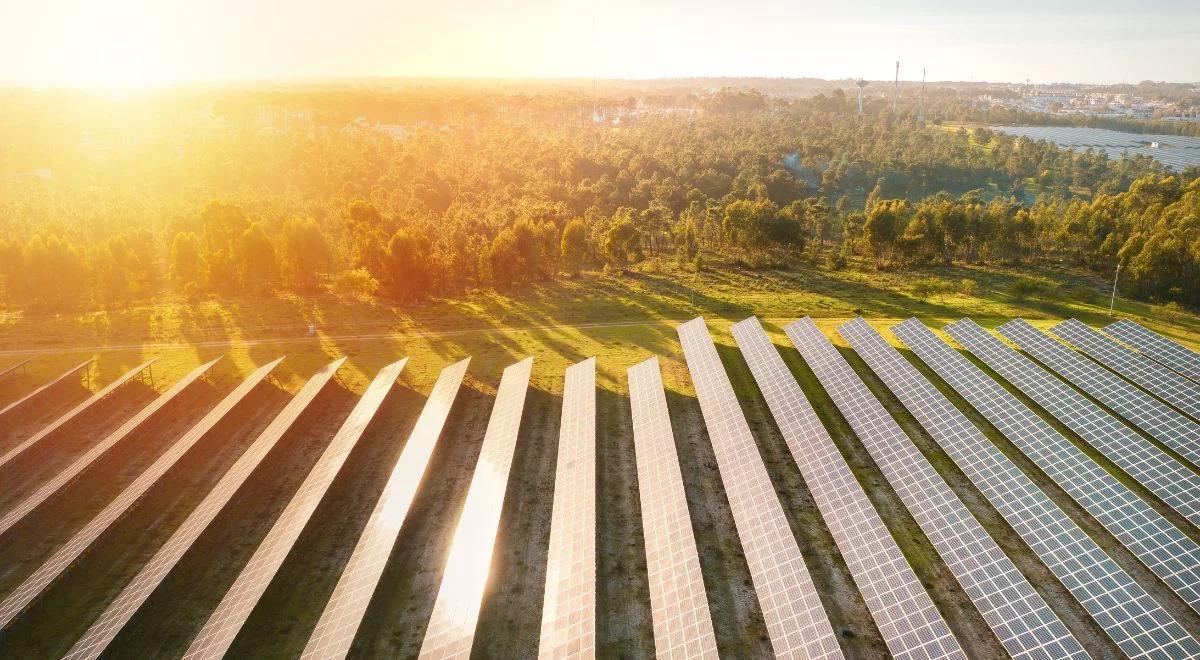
0,359,155,470
0,359,92,421
300,358,469,660
64,358,347,660
538,357,598,659
946,319,1200,530
892,319,1200,617
735,317,966,660
997,319,1200,470
0,357,217,537
852,319,1200,659
676,318,844,659
0,358,282,630
184,358,409,660
1106,319,1200,384
1052,319,1200,422
418,357,533,659
0,355,35,382
627,357,719,660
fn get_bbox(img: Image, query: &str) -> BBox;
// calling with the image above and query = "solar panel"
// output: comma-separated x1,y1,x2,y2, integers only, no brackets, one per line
300,358,469,660
183,357,409,660
998,319,1200,470
892,318,1200,616
1051,319,1200,422
774,318,965,660
0,358,282,630
627,357,719,660
851,318,1200,659
0,359,155,470
538,357,597,659
64,358,347,660
0,357,216,537
0,355,35,382
822,318,1087,660
946,319,1200,530
417,357,533,659
676,317,843,659
1106,319,1200,384
0,359,92,421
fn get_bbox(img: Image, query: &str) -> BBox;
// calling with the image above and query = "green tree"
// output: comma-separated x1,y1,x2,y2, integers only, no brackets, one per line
561,218,588,276
385,228,431,300
169,232,205,291
281,218,334,292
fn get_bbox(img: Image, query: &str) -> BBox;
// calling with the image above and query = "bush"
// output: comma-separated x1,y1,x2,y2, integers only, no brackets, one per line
825,251,847,270
331,268,380,299
1007,279,1046,301
958,278,978,296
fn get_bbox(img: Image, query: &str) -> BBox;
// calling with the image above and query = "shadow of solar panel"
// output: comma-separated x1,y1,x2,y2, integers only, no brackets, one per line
854,318,1199,659
676,317,844,659
418,357,533,660
892,318,1200,618
1106,320,1200,384
1052,319,1200,422
538,357,597,659
0,358,91,421
0,359,155,470
183,357,408,660
300,358,469,660
627,357,719,660
63,358,347,660
0,358,281,631
999,319,1200,470
946,318,1200,530
0,357,216,537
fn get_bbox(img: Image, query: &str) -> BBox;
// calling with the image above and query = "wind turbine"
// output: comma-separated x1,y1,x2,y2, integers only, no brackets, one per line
893,60,900,113
856,78,869,115
918,68,926,122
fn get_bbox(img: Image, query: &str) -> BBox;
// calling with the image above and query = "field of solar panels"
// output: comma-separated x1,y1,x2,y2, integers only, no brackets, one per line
990,125,1200,171
3,262,1200,659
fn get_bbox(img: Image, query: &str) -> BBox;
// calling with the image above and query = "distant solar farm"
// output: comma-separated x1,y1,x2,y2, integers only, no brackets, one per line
992,125,1200,171
3,317,1200,658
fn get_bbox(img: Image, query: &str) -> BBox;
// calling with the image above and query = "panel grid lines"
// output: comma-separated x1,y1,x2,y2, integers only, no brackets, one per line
0,358,280,631
63,358,347,660
775,319,965,660
856,318,1199,659
300,358,469,660
998,319,1200,471
945,319,1200,531
0,357,217,537
829,318,1085,660
628,357,718,660
0,359,155,470
183,358,408,660
1106,319,1200,384
891,318,1200,618
537,357,598,659
1052,319,1200,422
676,318,843,659
418,357,533,660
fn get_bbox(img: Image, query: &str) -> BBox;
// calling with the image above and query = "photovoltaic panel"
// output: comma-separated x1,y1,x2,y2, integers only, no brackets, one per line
0,358,282,630
821,318,1087,660
779,318,966,660
892,318,1200,617
946,319,1200,530
0,359,92,421
0,357,215,537
64,358,347,660
184,357,409,660
0,356,35,381
1051,318,1200,422
0,359,155,470
1106,319,1200,384
418,357,533,660
676,317,844,659
852,318,1200,660
627,357,719,660
300,358,469,660
538,357,597,659
998,319,1200,469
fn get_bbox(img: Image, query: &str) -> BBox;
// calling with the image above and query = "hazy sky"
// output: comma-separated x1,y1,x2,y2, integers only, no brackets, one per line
3,0,1198,86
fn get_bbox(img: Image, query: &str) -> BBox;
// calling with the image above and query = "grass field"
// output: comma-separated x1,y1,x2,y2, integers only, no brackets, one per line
1,256,1199,658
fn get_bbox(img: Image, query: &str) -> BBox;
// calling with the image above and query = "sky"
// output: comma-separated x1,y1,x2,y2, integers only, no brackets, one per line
2,0,1198,87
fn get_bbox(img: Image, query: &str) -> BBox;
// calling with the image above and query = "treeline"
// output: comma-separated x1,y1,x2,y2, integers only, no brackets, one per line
0,88,1194,311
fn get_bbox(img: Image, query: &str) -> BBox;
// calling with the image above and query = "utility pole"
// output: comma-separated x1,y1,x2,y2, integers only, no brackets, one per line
893,60,899,113
1109,262,1121,316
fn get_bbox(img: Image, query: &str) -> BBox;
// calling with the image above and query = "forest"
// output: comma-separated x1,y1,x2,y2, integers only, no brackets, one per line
1,85,1198,312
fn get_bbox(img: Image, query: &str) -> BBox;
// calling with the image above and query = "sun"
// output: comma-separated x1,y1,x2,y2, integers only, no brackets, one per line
25,1,175,88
